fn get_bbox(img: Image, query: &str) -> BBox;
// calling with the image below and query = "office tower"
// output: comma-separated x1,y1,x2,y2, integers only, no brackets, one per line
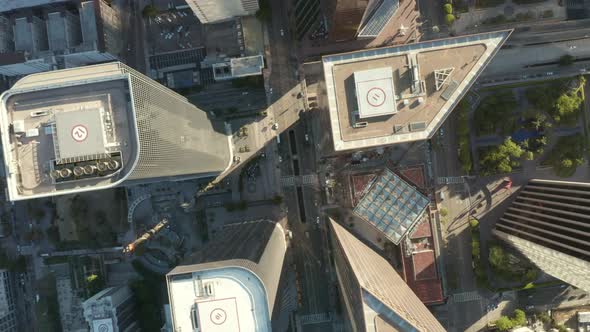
82,286,139,332
0,62,232,200
0,270,17,332
329,219,445,331
166,220,287,332
328,0,400,41
493,179,590,293
321,31,510,151
185,0,259,24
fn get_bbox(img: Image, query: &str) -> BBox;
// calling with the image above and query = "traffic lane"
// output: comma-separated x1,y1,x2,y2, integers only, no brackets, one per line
485,38,590,76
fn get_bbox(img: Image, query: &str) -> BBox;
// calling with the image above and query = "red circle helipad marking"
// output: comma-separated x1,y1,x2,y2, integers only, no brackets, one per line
71,125,88,142
210,308,227,325
366,87,386,107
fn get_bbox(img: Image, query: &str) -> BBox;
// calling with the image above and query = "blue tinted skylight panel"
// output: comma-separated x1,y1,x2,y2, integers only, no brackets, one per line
353,169,429,244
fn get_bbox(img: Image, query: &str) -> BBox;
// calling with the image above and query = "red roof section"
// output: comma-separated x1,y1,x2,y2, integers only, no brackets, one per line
350,172,377,206
412,251,438,280
401,242,444,304
398,165,426,189
410,218,432,239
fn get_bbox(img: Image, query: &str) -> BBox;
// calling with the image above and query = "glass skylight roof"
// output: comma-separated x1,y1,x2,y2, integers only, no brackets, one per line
353,168,429,244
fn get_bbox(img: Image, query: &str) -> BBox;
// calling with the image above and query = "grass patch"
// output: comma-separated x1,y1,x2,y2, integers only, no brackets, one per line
542,133,585,177
455,99,473,173
474,91,517,136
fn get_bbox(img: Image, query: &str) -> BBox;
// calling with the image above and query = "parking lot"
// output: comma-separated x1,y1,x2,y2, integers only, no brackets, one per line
146,4,204,54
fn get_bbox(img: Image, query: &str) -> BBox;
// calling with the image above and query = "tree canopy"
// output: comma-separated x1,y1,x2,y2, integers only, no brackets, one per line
480,138,523,175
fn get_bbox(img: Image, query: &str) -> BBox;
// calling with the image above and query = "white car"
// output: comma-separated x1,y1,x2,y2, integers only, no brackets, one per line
280,29,284,37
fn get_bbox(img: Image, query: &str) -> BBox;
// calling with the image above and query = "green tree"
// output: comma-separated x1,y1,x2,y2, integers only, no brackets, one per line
142,4,158,18
524,151,534,160
558,54,574,66
496,316,513,331
443,3,453,14
555,93,581,120
445,14,456,25
512,309,526,327
489,245,508,268
561,159,573,168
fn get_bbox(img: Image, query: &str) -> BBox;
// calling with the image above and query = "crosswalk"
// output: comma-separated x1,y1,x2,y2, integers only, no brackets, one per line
437,176,465,185
281,174,318,187
299,312,332,325
453,291,481,303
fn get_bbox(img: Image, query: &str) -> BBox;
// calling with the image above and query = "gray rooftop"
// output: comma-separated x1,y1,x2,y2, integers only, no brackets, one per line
0,0,68,12
47,12,68,51
14,18,34,52
80,1,98,45
231,55,264,77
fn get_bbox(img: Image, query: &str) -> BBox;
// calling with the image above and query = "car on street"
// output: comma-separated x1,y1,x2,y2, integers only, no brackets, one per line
280,29,285,37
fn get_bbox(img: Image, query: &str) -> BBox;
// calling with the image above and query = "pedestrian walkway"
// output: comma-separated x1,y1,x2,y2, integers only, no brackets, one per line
453,291,481,303
299,312,332,325
437,176,465,185
281,174,318,187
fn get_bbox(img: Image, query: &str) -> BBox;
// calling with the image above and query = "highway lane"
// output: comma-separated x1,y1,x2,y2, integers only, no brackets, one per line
484,37,590,77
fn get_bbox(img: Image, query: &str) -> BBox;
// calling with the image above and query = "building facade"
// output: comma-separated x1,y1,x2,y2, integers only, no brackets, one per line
0,270,17,332
185,0,259,23
0,62,232,200
328,0,399,41
493,179,590,293
166,220,287,332
329,219,445,331
82,286,139,332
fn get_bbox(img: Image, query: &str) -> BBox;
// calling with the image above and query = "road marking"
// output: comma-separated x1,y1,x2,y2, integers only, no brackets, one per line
453,291,481,303
281,174,318,187
437,176,465,185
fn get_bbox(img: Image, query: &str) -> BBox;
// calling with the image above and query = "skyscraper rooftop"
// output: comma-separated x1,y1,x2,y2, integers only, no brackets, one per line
0,62,232,200
322,30,511,151
166,220,287,332
329,218,445,331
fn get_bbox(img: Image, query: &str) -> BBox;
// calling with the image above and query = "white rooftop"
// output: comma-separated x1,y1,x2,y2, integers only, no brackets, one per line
167,267,270,332
354,67,396,119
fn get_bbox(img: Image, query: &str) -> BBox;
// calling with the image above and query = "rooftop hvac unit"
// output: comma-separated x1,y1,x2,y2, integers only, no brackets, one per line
73,166,84,177
97,162,108,172
107,159,120,171
83,165,96,175
58,168,72,178
50,170,61,179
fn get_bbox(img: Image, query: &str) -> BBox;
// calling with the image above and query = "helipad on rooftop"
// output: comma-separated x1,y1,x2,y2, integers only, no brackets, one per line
322,30,511,151
354,67,396,119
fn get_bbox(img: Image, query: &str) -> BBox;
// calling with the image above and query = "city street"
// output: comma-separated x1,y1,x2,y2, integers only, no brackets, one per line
279,118,335,330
